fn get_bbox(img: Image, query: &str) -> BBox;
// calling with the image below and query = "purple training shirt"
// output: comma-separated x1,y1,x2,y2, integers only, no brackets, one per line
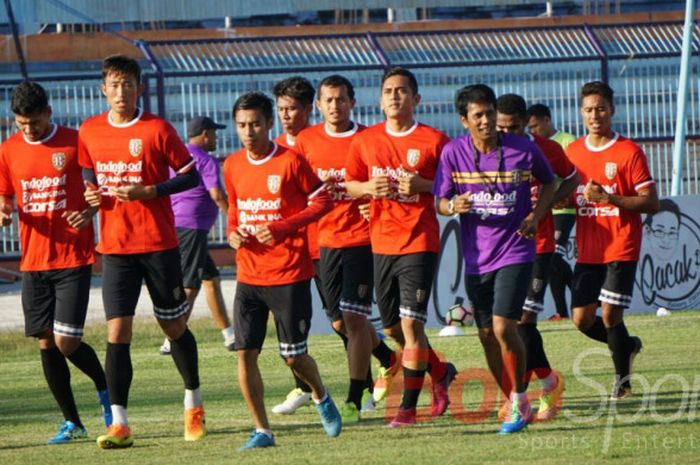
433,132,554,275
171,142,221,230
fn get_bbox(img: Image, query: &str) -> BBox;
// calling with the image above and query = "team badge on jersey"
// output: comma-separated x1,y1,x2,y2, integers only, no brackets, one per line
129,138,143,157
51,152,66,170
406,149,421,168
605,162,617,180
267,175,281,194
512,169,524,184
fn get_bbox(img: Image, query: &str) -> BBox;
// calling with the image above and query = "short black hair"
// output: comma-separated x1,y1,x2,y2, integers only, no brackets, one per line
102,54,141,82
317,74,355,101
11,81,49,116
454,84,496,117
581,81,614,106
272,76,315,106
526,103,551,120
233,91,274,121
381,67,418,95
496,93,527,119
644,198,681,227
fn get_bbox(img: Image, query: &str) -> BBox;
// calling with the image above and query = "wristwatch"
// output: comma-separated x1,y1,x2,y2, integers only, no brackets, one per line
447,198,456,215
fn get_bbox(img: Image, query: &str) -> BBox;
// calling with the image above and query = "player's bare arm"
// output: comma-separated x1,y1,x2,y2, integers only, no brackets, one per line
112,183,157,202
345,176,390,198
519,180,557,239
208,187,228,215
551,172,580,207
584,180,660,214
0,195,13,226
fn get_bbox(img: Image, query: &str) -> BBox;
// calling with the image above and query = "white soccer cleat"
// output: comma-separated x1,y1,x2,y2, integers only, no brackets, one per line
271,388,312,414
159,338,171,355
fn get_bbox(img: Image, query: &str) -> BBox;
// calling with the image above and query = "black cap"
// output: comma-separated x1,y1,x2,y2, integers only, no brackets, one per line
187,116,226,138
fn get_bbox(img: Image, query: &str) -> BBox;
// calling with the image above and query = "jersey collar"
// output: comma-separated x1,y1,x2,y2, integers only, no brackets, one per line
246,142,279,166
108,107,143,128
23,123,57,145
324,121,358,138
385,121,418,138
584,132,619,152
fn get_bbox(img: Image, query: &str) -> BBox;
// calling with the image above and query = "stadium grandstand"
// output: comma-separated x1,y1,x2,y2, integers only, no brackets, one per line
0,0,696,256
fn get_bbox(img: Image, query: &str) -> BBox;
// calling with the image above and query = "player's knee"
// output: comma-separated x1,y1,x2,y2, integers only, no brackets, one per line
331,318,346,335
342,312,366,334
478,327,495,346
159,318,187,340
571,308,591,330
54,335,81,355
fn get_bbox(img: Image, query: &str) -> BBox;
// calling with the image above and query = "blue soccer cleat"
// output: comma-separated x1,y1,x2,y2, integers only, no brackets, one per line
48,420,87,444
315,390,342,437
240,430,275,450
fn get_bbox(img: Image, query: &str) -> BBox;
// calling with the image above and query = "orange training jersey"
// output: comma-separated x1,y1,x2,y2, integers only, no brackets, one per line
224,143,322,286
567,133,654,263
530,134,577,254
78,109,193,255
345,122,449,255
296,122,370,249
275,132,319,260
0,125,95,271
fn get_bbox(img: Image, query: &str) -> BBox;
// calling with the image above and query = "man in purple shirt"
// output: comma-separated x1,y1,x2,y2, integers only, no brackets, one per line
160,116,235,354
434,84,556,434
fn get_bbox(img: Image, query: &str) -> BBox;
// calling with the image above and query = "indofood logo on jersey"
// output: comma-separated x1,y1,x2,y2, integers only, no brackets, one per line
51,152,66,170
128,138,143,157
406,149,420,168
637,198,700,310
267,175,281,194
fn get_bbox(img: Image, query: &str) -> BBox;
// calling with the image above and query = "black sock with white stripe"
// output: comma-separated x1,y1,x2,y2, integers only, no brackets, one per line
41,347,82,427
170,328,200,390
67,342,107,391
106,342,132,407
607,322,632,385
582,316,608,343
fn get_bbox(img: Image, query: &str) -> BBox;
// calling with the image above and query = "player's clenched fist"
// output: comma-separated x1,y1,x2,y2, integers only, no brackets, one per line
452,192,473,214
365,175,390,198
83,181,101,208
228,227,249,249
0,202,12,227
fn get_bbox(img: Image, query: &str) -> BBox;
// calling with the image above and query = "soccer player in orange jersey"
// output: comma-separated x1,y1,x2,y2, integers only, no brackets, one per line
346,67,457,427
295,75,398,422
527,103,578,320
567,81,659,400
224,92,340,449
79,55,205,448
0,81,111,444
496,94,579,423
268,77,320,413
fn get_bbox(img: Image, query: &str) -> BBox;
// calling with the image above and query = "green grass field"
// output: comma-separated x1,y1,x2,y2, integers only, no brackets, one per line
1,311,699,465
